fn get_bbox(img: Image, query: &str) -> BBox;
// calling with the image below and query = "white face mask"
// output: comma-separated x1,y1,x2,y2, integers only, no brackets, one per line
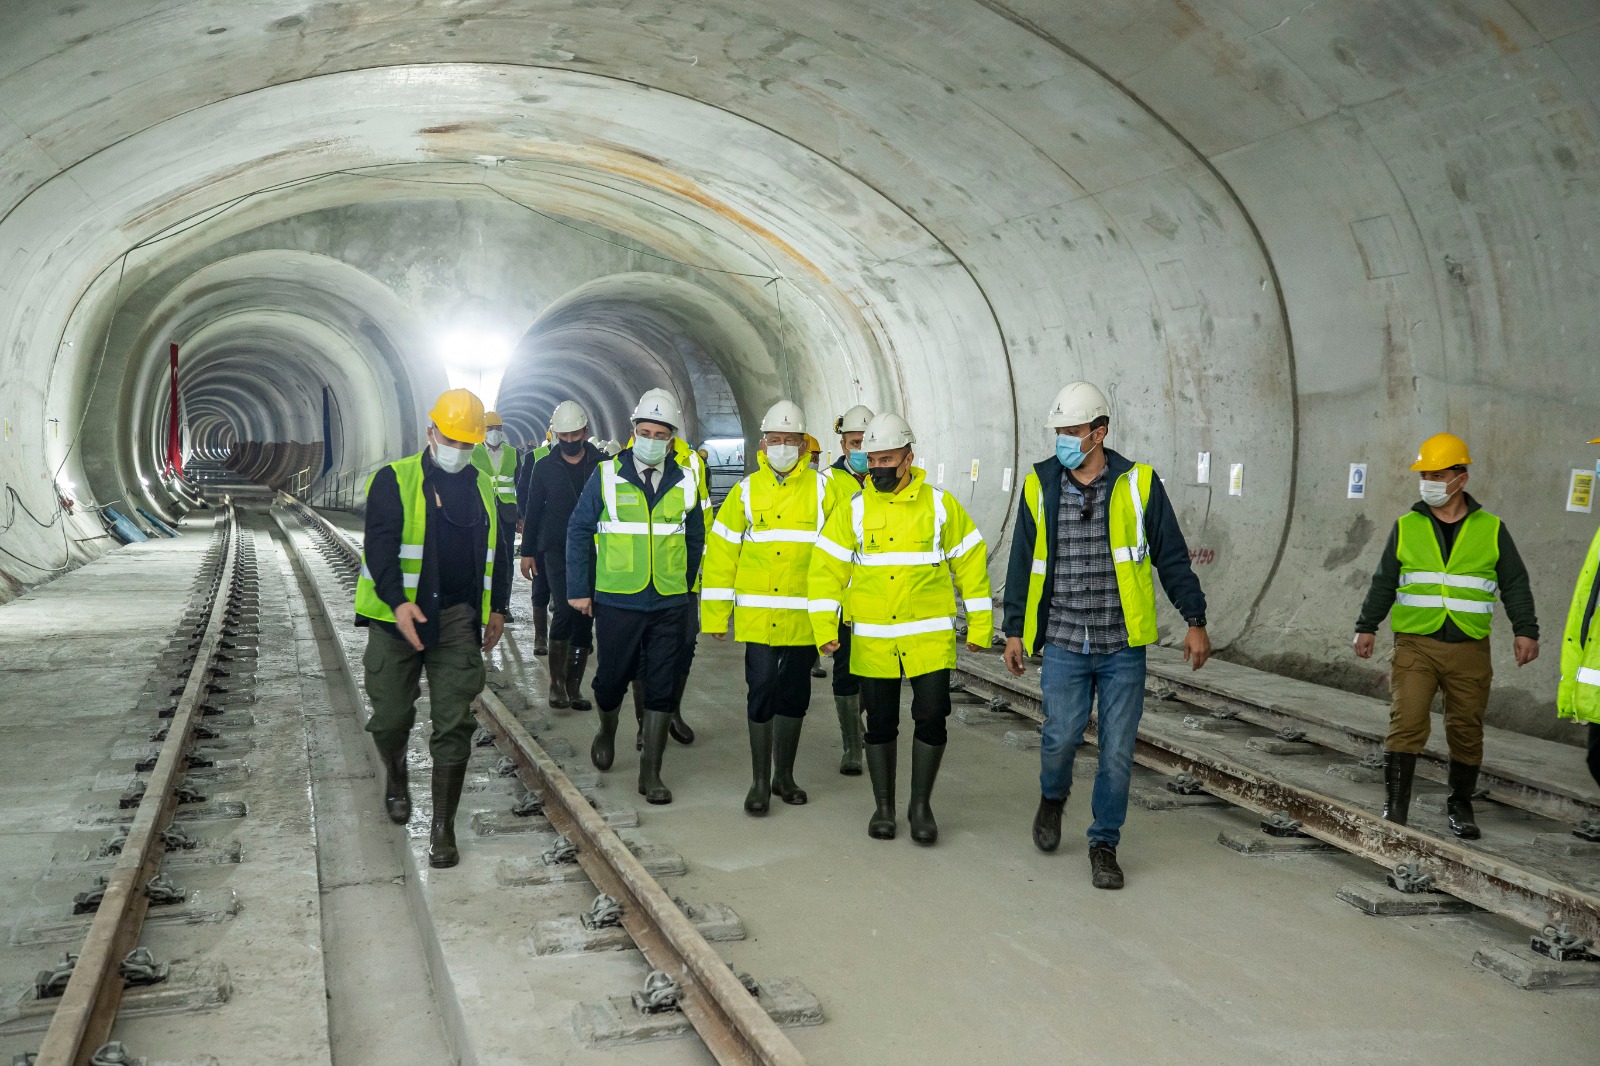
484,429,505,448
1419,474,1462,507
766,444,800,473
431,436,473,474
633,436,669,466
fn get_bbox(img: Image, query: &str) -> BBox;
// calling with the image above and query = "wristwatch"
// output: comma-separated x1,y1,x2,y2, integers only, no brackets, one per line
1185,616,1207,628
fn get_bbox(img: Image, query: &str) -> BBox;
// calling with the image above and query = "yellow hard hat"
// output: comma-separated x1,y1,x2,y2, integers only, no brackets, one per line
483,411,503,428
1590,437,1600,445
1410,432,1471,472
429,389,487,444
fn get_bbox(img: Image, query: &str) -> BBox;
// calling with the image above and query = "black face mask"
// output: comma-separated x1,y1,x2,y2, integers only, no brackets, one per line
558,439,584,457
869,466,902,493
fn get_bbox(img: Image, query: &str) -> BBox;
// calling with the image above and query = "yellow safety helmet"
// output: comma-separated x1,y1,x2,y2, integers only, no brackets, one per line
1590,436,1600,445
803,433,821,457
429,389,487,444
483,411,503,428
1410,432,1471,472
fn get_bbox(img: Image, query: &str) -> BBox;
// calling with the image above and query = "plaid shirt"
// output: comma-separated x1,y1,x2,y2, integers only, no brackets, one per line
1045,467,1128,655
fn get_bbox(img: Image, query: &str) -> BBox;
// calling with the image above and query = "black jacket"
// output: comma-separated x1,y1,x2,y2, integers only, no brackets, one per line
1002,448,1206,652
518,443,603,557
1354,494,1538,641
358,450,514,647
566,449,704,611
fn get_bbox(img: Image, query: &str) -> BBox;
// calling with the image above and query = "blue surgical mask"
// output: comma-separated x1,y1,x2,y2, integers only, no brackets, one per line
1056,433,1092,470
847,450,869,474
633,436,669,466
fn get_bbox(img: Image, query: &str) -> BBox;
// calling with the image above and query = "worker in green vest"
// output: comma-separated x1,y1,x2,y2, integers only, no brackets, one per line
472,411,520,622
355,388,513,868
1354,432,1539,837
1558,433,1600,791
515,428,554,654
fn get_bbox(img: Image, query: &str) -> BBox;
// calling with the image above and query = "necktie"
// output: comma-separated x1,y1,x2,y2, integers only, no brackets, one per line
644,468,656,493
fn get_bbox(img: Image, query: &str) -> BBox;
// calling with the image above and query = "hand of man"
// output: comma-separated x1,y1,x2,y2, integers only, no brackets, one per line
708,627,727,642
819,640,840,656
966,641,984,653
1513,636,1539,666
1184,626,1211,671
517,519,524,535
393,602,428,651
1003,636,1027,677
482,612,505,653
1353,632,1375,659
519,555,538,580
570,597,593,617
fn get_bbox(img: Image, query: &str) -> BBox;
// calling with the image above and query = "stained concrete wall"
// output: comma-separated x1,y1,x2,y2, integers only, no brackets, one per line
0,1,1593,740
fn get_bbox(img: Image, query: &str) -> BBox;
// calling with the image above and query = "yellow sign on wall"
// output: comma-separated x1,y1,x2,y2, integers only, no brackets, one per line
1569,469,1595,514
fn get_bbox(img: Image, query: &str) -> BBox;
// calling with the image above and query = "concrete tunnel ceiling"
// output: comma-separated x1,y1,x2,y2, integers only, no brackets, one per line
0,2,1596,740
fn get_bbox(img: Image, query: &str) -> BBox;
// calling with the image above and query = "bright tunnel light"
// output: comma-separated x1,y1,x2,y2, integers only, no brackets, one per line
439,328,516,409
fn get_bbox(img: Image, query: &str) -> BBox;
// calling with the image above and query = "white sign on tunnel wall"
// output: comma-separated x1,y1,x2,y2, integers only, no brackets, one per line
1348,463,1367,499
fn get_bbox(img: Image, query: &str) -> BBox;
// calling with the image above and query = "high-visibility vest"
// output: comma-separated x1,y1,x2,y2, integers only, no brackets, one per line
701,455,831,645
1558,525,1600,725
471,443,519,505
593,457,696,595
1392,509,1500,640
808,468,993,677
354,452,497,625
1020,464,1158,653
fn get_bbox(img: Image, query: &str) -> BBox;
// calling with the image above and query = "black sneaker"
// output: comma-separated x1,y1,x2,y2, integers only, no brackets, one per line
1032,795,1065,853
1089,844,1124,890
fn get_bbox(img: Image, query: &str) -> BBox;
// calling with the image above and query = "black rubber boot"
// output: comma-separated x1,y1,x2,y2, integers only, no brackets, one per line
567,647,593,711
375,737,410,825
638,711,673,804
1033,794,1066,853
1382,751,1417,826
835,695,863,776
591,708,620,771
907,740,945,845
427,762,468,868
865,742,897,840
772,715,808,805
546,639,571,709
632,681,646,751
532,606,548,656
745,719,773,815
1447,759,1482,839
668,672,695,744
811,662,827,678
1089,843,1124,889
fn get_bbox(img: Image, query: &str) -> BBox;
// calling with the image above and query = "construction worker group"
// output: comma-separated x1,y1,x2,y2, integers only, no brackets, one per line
355,381,1600,890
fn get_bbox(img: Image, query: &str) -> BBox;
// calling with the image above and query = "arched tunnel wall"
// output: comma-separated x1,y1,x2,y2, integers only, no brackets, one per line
0,2,1594,743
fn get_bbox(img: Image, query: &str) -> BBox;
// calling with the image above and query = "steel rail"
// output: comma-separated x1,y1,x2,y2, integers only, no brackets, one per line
281,496,809,1066
953,651,1600,944
35,504,239,1066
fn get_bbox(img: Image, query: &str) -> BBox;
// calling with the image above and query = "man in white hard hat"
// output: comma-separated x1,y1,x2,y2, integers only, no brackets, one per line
519,400,605,712
703,400,838,814
1002,381,1210,890
817,403,875,775
810,413,993,844
567,388,705,804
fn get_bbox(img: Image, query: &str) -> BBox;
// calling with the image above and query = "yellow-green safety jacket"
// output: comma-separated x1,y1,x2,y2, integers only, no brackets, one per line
471,443,519,505
1558,525,1600,725
808,468,993,677
1393,509,1501,640
354,451,497,624
701,454,832,645
822,463,866,621
593,455,697,595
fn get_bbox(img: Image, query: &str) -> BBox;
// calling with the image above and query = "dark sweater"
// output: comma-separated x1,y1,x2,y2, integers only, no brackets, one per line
565,449,704,612
518,443,604,557
358,450,513,646
1355,495,1538,641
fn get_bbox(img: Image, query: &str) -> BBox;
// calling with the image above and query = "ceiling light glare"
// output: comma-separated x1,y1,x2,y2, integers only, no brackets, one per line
439,328,516,408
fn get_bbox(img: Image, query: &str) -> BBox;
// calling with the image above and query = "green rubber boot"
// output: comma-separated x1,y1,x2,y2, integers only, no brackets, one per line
865,742,897,840
907,740,946,845
835,695,863,776
638,710,673,804
590,708,620,771
745,719,773,815
772,715,808,805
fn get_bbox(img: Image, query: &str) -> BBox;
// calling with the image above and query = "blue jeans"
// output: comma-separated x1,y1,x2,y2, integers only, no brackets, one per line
1039,643,1147,847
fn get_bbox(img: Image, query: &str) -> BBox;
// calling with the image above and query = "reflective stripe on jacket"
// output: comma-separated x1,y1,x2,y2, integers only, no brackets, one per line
471,443,519,504
808,467,992,677
1559,525,1600,725
593,456,696,595
1392,509,1500,640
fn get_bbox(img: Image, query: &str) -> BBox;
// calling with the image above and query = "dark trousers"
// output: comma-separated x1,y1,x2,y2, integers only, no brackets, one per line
860,669,952,747
496,502,518,578
745,643,818,723
830,622,860,697
544,554,593,649
531,551,551,613
593,602,687,714
1589,724,1600,791
362,604,485,766
678,592,699,675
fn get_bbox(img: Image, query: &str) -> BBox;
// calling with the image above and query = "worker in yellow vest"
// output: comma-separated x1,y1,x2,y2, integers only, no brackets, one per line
818,404,874,774
566,389,706,804
1558,433,1600,793
1354,432,1539,836
810,413,992,845
472,411,521,623
355,389,512,868
703,401,837,814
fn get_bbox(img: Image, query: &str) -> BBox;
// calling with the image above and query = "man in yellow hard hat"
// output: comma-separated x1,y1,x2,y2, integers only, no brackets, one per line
1354,431,1539,837
355,388,512,868
472,411,522,625
1558,435,1600,793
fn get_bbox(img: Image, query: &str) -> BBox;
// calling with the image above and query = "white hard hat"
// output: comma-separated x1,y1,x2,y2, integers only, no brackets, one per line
549,400,589,434
760,400,805,435
1044,381,1110,431
862,412,914,451
834,404,874,435
631,388,681,431
602,439,622,456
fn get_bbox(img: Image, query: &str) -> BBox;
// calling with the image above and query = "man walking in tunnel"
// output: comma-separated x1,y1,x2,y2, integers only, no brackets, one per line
703,400,837,814
354,388,512,869
519,400,603,711
1002,381,1210,890
515,429,554,655
567,388,705,804
472,411,520,620
820,404,875,775
1355,432,1539,837
1558,432,1600,791
811,413,993,844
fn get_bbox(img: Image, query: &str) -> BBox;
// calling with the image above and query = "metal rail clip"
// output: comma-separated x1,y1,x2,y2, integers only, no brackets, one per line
472,726,495,748
511,791,545,818
72,876,108,915
541,835,579,866
495,755,521,778
88,1042,136,1066
119,947,169,988
1164,772,1206,796
1385,863,1438,894
34,953,77,999
580,893,623,931
145,874,186,906
1260,811,1307,838
1574,819,1600,843
633,970,682,1014
1358,751,1387,771
1275,728,1308,743
1530,923,1600,963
